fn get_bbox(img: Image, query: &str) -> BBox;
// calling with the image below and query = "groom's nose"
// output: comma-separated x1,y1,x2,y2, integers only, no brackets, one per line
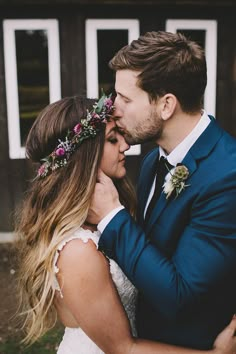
113,98,123,121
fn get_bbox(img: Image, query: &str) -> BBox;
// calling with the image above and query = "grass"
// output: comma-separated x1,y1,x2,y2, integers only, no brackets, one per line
0,325,64,354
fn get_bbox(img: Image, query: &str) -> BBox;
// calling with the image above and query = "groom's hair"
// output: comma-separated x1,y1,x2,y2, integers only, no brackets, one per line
109,31,207,114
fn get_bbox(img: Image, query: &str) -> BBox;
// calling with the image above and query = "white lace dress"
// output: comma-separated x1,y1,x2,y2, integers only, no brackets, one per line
53,228,137,354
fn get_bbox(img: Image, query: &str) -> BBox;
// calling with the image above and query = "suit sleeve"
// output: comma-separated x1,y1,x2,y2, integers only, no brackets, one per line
98,174,236,321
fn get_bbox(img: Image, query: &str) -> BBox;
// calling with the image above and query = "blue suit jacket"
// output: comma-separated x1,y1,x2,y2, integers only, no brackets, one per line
98,118,236,349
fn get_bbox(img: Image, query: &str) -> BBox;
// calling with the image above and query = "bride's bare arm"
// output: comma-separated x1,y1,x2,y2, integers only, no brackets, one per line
56,238,236,354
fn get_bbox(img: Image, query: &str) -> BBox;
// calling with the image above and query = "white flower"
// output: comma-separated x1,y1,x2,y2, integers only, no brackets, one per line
163,165,190,199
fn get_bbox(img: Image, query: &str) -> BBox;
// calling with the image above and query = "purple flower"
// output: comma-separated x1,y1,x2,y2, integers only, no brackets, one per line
92,113,100,119
104,98,113,109
38,164,46,176
55,147,65,156
73,123,82,134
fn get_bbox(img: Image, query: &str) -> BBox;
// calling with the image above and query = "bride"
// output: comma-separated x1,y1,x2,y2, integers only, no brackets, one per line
15,94,236,354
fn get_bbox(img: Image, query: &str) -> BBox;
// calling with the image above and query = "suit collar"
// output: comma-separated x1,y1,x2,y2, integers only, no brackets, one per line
160,110,211,167
184,116,223,162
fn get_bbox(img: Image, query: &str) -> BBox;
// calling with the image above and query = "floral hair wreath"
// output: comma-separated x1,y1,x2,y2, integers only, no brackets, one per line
36,93,114,178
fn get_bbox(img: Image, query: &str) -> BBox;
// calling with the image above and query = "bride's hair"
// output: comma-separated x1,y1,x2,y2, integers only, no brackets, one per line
15,96,136,345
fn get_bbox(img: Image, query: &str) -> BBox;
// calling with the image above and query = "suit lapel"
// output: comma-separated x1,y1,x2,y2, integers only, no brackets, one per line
144,118,223,234
138,149,159,226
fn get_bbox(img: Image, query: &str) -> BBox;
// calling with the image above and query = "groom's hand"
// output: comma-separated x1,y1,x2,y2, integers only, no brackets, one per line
87,170,121,225
213,315,236,354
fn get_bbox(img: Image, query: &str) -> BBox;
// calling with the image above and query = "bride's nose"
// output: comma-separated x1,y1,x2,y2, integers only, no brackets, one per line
120,136,130,152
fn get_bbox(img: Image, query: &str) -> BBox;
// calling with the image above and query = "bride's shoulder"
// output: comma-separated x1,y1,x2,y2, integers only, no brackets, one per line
53,228,101,274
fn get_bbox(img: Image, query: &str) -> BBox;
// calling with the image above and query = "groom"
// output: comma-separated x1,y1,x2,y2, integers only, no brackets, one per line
89,31,236,350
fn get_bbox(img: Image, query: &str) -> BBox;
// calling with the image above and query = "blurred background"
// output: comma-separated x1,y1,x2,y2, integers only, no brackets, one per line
0,0,236,352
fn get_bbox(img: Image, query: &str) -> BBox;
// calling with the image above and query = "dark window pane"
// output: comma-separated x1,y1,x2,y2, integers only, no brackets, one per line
97,29,128,95
15,30,50,145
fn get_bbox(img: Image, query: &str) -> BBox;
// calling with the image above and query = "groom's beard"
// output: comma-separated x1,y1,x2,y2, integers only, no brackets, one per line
121,108,164,145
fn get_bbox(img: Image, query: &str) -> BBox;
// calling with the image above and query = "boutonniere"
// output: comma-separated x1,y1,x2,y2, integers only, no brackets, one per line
163,164,190,199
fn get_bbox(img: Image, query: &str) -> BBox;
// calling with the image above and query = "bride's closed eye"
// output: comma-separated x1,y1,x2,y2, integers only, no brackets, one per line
107,136,118,144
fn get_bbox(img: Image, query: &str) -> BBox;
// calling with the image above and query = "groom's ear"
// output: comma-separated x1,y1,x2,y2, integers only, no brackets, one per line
160,93,177,121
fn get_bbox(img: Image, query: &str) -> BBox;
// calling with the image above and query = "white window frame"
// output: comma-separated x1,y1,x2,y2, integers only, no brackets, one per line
86,19,140,155
3,19,61,159
166,19,217,117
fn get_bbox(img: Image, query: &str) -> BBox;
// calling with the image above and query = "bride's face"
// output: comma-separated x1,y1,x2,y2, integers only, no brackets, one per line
100,120,130,179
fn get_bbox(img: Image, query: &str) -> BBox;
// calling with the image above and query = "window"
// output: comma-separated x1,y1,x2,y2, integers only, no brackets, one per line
166,19,217,116
3,19,61,159
86,19,140,155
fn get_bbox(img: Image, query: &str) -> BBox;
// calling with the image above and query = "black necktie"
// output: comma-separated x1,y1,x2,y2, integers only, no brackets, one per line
145,156,173,223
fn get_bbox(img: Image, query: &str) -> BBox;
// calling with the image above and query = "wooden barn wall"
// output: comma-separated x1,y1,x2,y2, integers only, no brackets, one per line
0,1,236,232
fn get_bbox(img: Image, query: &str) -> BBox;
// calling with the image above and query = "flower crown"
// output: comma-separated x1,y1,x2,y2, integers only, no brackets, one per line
37,93,114,178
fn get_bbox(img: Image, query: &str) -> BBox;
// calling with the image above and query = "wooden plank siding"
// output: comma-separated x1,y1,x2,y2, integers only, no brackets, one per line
0,0,236,233
0,0,235,5
0,17,13,232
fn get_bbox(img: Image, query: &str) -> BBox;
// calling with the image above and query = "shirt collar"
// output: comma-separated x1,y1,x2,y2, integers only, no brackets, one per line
159,110,211,166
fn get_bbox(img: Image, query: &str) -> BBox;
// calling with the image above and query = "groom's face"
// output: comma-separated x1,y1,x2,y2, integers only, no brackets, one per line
113,69,164,145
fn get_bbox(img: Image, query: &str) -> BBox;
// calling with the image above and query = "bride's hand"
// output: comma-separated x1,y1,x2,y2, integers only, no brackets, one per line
213,316,236,354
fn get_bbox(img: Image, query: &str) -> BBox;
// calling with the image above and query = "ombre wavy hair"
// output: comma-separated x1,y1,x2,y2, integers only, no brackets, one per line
15,96,136,345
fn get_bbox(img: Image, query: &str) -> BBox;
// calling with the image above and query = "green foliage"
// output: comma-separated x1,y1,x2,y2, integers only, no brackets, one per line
0,325,63,354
